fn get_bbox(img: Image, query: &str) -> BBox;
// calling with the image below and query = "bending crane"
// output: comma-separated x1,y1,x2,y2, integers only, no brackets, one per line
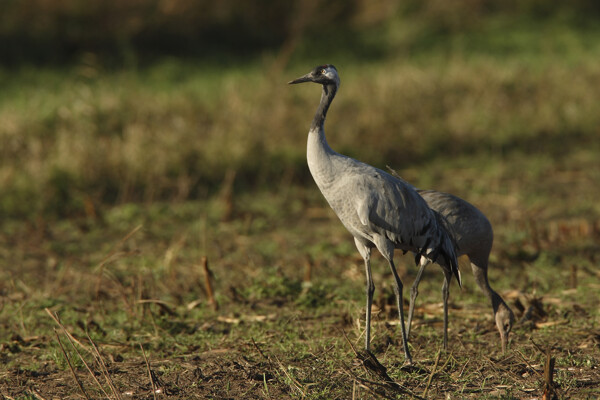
406,189,515,352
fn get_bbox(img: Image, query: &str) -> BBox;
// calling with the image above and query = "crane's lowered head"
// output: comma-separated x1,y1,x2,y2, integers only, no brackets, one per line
496,301,515,353
288,64,339,87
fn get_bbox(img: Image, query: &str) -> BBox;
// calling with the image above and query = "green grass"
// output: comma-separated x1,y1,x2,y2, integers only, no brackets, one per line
1,186,599,397
2,31,600,219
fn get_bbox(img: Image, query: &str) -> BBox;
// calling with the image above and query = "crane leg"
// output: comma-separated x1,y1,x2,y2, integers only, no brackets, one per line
354,239,374,352
441,269,451,350
387,259,413,365
407,257,429,339
363,253,375,352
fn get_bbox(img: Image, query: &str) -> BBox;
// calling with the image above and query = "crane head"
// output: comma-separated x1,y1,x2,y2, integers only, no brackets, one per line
288,64,339,86
495,302,515,353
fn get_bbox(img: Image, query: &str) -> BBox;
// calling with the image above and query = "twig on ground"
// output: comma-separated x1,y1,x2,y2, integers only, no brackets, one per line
45,308,112,398
530,337,547,354
439,353,454,373
64,328,111,398
529,339,559,400
338,331,422,399
137,299,177,316
515,350,544,379
219,168,237,222
458,358,469,378
86,332,123,400
339,361,396,400
570,264,578,289
423,349,441,397
95,225,143,298
542,349,558,400
272,354,307,398
482,355,501,373
202,256,218,311
340,360,425,400
140,344,158,400
341,328,359,357
54,329,91,400
29,388,48,400
251,338,270,364
45,308,88,350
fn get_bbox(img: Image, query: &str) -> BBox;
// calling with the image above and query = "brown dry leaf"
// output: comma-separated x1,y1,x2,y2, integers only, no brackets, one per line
217,314,276,324
535,320,568,329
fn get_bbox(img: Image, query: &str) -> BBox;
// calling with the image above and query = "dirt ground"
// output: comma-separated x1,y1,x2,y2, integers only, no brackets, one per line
1,192,599,399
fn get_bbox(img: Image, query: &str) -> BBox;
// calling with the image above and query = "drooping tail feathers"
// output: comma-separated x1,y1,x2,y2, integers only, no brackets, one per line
417,210,461,288
385,165,461,287
435,210,461,287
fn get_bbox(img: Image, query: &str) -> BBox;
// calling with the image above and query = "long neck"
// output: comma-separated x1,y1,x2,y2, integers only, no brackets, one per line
472,263,504,313
310,83,338,132
307,83,338,185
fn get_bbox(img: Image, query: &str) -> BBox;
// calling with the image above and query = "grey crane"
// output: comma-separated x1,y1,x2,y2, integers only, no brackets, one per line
405,189,515,353
289,64,461,365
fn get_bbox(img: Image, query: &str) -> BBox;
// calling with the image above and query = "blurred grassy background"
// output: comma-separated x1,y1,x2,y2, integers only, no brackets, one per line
1,0,600,220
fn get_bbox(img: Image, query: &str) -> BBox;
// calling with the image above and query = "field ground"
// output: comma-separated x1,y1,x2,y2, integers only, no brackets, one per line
1,152,599,398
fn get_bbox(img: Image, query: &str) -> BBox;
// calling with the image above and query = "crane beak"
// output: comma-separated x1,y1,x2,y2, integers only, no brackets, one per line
288,73,313,84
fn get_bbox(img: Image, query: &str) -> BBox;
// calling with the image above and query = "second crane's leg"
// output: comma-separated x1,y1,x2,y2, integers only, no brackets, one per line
407,257,430,339
388,259,413,365
441,269,451,350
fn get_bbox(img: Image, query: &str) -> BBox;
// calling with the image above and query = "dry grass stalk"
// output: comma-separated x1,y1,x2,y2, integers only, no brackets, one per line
202,256,218,310
339,361,385,399
570,264,578,289
95,224,143,299
164,233,188,283
340,328,359,357
137,299,176,316
251,339,303,398
341,329,416,398
542,349,557,400
86,332,123,400
439,353,453,372
1,392,16,400
515,350,544,380
45,309,89,351
30,387,49,400
220,168,237,222
54,329,91,400
303,257,312,284
529,339,559,400
423,350,442,397
140,344,158,400
46,309,112,399
251,337,270,363
339,360,420,400
272,354,307,398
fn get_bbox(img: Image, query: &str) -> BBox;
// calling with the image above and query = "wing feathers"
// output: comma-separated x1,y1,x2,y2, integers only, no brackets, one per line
351,170,461,287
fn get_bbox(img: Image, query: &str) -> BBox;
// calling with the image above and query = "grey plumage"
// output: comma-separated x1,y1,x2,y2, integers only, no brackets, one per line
406,189,515,353
289,64,460,364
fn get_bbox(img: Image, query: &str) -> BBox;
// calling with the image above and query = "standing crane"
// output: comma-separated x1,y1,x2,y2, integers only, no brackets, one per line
405,189,515,352
289,64,461,365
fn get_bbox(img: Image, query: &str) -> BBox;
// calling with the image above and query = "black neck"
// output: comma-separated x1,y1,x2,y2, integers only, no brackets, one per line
310,83,338,131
